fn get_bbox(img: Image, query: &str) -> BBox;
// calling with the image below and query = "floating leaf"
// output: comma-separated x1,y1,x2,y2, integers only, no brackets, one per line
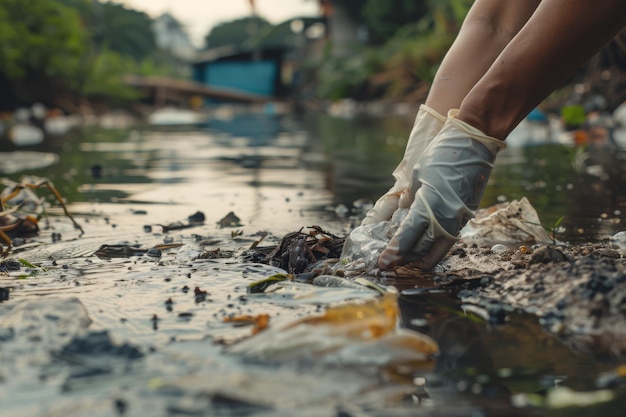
247,273,291,294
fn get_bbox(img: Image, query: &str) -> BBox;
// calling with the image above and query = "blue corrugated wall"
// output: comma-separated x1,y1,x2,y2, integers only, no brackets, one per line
199,61,278,96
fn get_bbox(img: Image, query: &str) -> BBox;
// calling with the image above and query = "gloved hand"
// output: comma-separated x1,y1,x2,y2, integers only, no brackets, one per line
361,105,446,225
378,110,506,270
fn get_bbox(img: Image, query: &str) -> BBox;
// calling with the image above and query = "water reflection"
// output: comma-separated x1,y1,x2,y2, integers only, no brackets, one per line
2,110,625,247
398,290,618,415
2,111,624,243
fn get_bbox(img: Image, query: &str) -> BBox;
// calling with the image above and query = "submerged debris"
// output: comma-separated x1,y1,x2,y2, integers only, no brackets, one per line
223,313,270,335
155,211,206,233
218,211,242,228
93,243,184,259
243,226,345,274
196,248,235,260
1,176,84,255
247,273,291,294
228,291,438,367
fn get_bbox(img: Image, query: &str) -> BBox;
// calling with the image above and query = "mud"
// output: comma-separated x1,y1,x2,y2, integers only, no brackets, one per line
373,242,626,359
242,209,626,361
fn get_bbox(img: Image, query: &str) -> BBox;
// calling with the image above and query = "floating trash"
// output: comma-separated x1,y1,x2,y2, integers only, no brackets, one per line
228,291,438,368
9,124,44,146
339,209,407,276
0,152,59,174
218,211,242,228
610,231,626,249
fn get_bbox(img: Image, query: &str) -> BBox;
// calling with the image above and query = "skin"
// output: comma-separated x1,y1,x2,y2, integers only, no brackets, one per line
457,0,626,139
425,0,542,116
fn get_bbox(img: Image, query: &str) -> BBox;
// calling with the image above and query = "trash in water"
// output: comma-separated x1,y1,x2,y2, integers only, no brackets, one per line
247,273,291,293
610,231,626,249
218,211,242,228
0,152,59,175
244,226,345,274
223,313,270,335
228,291,438,367
460,197,552,247
156,211,206,232
93,243,184,259
338,209,408,276
338,197,552,275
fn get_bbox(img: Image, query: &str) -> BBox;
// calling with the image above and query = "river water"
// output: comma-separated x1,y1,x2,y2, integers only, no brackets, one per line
1,109,625,416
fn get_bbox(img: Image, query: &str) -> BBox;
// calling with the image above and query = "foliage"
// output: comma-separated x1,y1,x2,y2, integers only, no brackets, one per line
204,16,273,49
0,0,177,108
0,0,87,103
331,0,427,43
58,0,157,60
315,46,384,100
361,0,429,43
314,0,472,101
81,50,143,102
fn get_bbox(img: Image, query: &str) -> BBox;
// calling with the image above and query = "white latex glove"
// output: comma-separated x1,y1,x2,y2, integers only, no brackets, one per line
361,105,446,225
378,110,506,270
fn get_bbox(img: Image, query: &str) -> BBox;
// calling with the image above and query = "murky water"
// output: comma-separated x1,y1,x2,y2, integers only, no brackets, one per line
1,110,625,416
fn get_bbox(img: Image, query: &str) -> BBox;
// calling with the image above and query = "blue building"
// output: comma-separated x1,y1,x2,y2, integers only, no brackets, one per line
191,17,327,101
192,45,286,98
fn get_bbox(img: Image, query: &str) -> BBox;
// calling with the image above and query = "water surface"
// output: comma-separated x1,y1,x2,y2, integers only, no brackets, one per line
1,110,625,416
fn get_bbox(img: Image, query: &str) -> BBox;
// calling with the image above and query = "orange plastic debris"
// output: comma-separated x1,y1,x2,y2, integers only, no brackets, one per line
224,313,270,334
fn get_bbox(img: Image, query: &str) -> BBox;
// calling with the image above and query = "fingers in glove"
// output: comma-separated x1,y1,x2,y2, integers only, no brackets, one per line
377,195,431,269
378,188,458,270
361,193,400,225
412,236,457,271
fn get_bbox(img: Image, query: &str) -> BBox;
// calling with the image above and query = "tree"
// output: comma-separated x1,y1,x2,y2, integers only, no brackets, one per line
332,0,429,43
362,0,429,42
58,0,157,60
0,0,87,105
204,16,272,49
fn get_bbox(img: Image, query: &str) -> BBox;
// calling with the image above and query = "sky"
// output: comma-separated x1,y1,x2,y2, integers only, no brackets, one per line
114,0,320,47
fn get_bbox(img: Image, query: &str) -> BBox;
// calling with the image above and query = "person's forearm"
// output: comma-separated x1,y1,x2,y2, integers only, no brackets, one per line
458,0,626,140
426,0,541,115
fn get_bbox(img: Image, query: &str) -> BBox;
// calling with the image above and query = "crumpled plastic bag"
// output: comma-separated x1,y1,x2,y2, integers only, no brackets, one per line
338,197,551,276
337,209,408,276
228,291,438,367
460,197,552,246
610,231,626,250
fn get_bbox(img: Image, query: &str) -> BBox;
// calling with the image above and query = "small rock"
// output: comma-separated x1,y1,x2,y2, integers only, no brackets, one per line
529,246,571,264
590,249,620,259
146,248,162,258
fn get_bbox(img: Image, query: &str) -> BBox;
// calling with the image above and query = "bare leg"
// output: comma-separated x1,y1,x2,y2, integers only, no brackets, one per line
458,0,626,139
425,0,541,115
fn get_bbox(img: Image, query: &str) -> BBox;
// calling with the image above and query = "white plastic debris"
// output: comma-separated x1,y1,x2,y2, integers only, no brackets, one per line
610,231,626,249
338,209,408,276
340,197,552,274
460,197,552,247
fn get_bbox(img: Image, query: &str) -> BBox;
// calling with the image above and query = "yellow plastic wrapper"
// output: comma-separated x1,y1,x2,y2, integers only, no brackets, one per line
289,292,399,339
228,291,438,368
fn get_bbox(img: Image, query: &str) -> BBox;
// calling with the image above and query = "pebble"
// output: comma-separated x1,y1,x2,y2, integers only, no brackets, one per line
529,246,570,264
491,244,507,253
146,248,162,258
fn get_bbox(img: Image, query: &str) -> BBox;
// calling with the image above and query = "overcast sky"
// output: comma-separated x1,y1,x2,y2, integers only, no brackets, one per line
114,0,320,47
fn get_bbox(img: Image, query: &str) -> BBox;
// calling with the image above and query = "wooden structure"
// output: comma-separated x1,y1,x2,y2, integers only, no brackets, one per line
123,75,272,107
